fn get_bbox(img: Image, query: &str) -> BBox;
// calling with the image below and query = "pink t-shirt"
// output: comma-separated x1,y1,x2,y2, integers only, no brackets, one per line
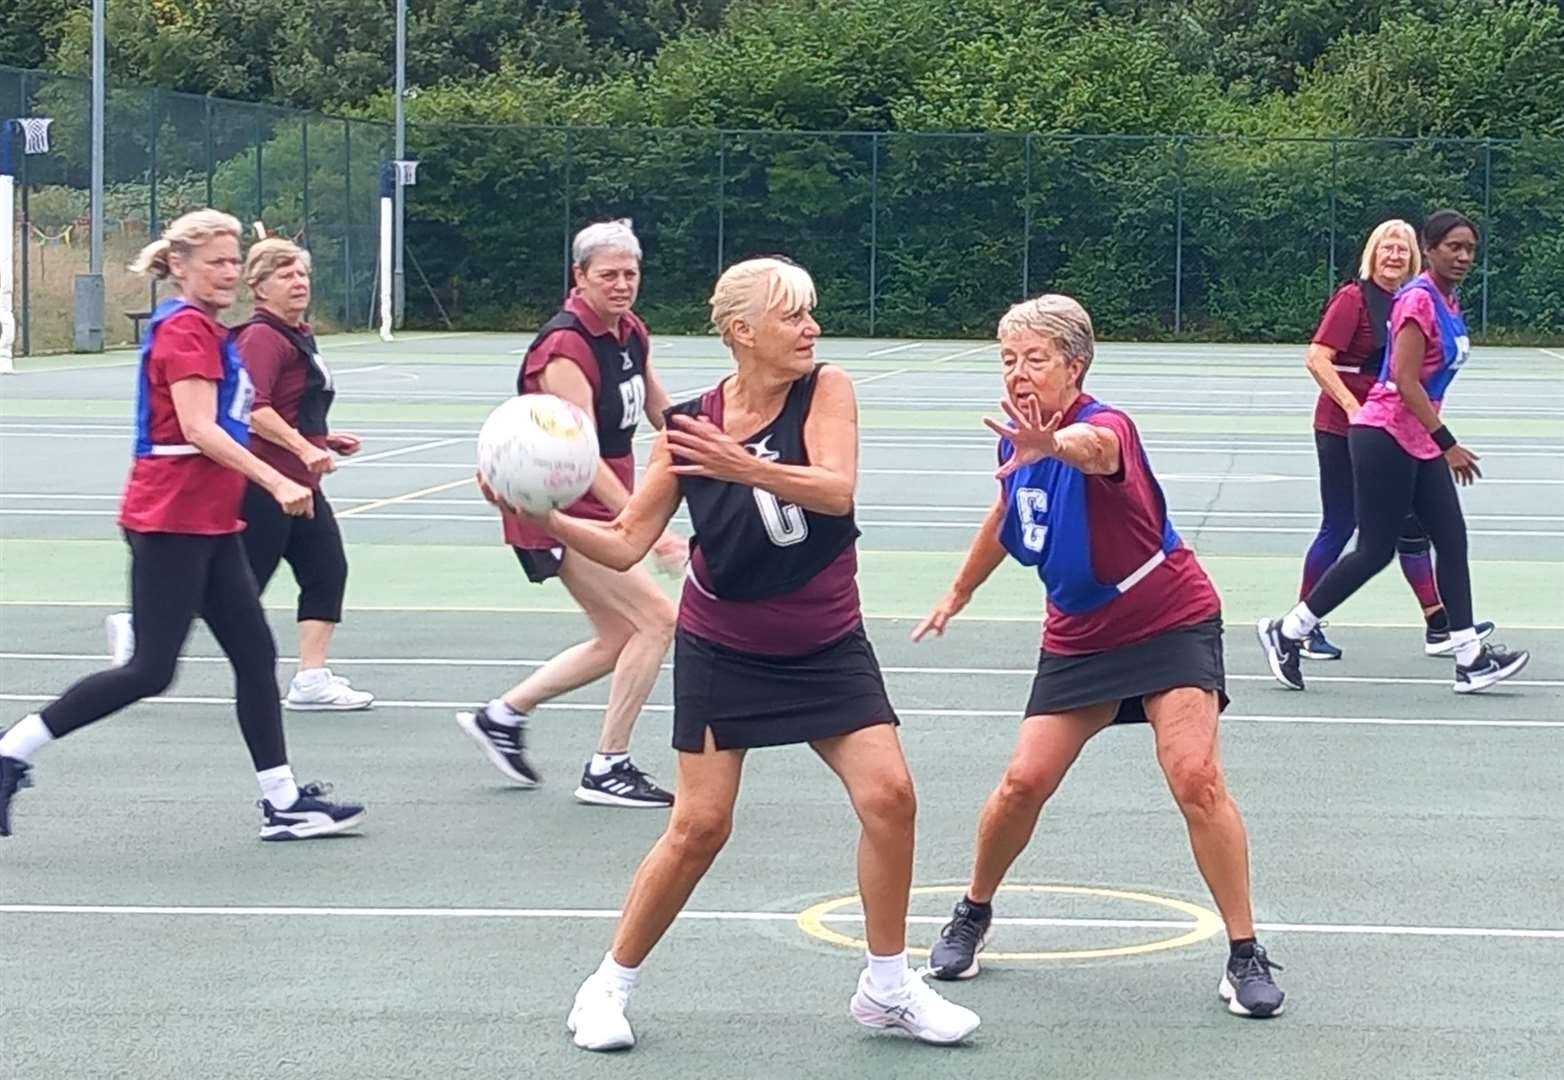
1353,278,1456,461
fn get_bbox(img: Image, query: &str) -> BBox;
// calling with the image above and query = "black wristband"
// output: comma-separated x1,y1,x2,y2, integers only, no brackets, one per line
1431,425,1457,452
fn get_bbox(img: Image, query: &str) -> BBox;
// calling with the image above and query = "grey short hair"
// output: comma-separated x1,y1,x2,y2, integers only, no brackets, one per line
572,219,641,269
997,293,1096,383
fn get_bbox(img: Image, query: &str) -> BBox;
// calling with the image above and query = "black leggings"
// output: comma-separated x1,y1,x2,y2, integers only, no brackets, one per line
40,531,286,771
241,484,348,623
1304,426,1473,629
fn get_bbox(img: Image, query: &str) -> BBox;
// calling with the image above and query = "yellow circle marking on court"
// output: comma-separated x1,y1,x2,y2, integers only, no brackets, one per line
796,884,1223,962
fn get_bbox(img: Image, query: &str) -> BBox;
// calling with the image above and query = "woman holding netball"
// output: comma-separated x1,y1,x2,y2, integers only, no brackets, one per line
481,257,980,1051
0,210,364,841
1260,210,1530,693
1295,218,1492,661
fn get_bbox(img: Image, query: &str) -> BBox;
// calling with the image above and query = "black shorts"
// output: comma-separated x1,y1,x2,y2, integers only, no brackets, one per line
512,545,563,584
1025,617,1229,725
671,626,899,752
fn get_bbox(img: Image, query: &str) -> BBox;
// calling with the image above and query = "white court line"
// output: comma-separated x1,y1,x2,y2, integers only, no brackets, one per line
0,904,1557,942
864,342,925,357
2,599,1560,630
333,364,388,376
335,437,466,465
0,693,1556,727
335,476,476,519
328,332,472,348
4,653,1561,689
1539,348,1564,362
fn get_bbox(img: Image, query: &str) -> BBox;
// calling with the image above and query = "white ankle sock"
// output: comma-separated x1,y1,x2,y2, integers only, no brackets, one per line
293,668,330,687
590,752,629,777
866,950,909,992
1451,628,1482,666
485,699,525,728
596,950,640,994
0,714,56,763
257,765,300,809
1280,603,1320,641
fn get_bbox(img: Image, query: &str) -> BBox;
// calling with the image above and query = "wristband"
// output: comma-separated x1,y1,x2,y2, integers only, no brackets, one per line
1431,426,1457,452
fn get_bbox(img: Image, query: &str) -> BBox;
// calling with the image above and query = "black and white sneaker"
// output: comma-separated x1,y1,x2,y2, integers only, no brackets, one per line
1426,619,1495,657
573,759,673,808
0,750,34,838
1454,643,1530,694
1256,618,1305,690
456,705,540,786
258,781,366,841
928,899,994,980
1219,942,1285,1018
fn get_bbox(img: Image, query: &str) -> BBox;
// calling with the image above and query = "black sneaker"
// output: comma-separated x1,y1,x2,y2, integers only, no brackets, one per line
573,759,673,808
1256,618,1305,690
258,781,366,841
1219,942,1285,1018
1426,619,1495,657
456,705,540,786
0,751,34,838
928,899,993,981
1299,625,1342,661
1454,642,1530,694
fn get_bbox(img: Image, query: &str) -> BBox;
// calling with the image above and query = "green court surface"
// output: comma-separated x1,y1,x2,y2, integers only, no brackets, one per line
2,333,1561,1079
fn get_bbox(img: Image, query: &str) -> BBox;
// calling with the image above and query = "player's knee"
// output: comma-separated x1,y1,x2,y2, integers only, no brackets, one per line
1165,756,1225,819
999,758,1060,809
645,597,677,645
124,654,179,698
668,807,732,862
857,772,917,831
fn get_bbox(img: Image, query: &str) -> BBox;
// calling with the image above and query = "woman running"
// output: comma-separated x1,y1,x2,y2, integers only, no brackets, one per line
459,220,685,808
1297,218,1491,660
233,237,373,710
0,210,364,841
481,257,979,1051
914,293,1285,1019
1260,210,1530,693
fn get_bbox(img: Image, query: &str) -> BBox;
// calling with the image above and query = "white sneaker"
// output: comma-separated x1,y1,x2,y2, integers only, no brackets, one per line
105,612,134,668
566,973,635,1051
849,968,980,1044
284,669,375,711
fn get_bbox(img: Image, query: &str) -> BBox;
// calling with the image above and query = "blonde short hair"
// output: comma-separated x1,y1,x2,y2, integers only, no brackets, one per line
997,293,1096,383
245,237,313,290
1358,219,1421,282
709,258,817,346
573,219,641,269
129,209,242,279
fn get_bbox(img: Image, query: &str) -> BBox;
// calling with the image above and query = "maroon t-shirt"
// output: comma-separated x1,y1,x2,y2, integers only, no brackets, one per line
233,317,330,489
502,291,649,549
677,382,863,657
1035,397,1223,656
1311,283,1381,436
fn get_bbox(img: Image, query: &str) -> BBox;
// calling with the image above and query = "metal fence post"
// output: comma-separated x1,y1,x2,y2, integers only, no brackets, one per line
562,127,573,295
148,87,159,313
1173,135,1186,336
716,130,725,274
1328,138,1338,290
254,106,263,222
204,96,214,205
18,68,30,355
869,132,879,335
343,119,353,324
1022,133,1032,297
1481,138,1492,335
301,114,310,245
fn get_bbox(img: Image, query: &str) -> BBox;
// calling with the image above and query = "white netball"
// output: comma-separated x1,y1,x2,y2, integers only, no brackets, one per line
476,394,599,515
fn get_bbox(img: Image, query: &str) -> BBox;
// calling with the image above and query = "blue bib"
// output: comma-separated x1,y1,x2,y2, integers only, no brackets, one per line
997,400,1181,616
1376,275,1470,403
134,298,253,458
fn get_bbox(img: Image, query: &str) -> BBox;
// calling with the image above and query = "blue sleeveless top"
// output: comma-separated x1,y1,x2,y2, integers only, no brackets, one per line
1377,275,1470,403
134,298,253,458
996,400,1181,616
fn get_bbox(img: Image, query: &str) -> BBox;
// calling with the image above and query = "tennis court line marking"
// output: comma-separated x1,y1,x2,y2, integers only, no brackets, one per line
0,693,1555,727
5,653,1562,690
1538,348,1564,363
336,477,476,519
336,438,466,466
864,342,924,357
3,600,1560,631
0,904,1558,941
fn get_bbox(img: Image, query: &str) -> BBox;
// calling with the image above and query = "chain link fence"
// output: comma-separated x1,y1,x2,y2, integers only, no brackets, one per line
6,65,1562,352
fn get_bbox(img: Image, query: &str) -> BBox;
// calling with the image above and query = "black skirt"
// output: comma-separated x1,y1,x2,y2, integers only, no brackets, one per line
672,626,899,752
1025,617,1229,725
